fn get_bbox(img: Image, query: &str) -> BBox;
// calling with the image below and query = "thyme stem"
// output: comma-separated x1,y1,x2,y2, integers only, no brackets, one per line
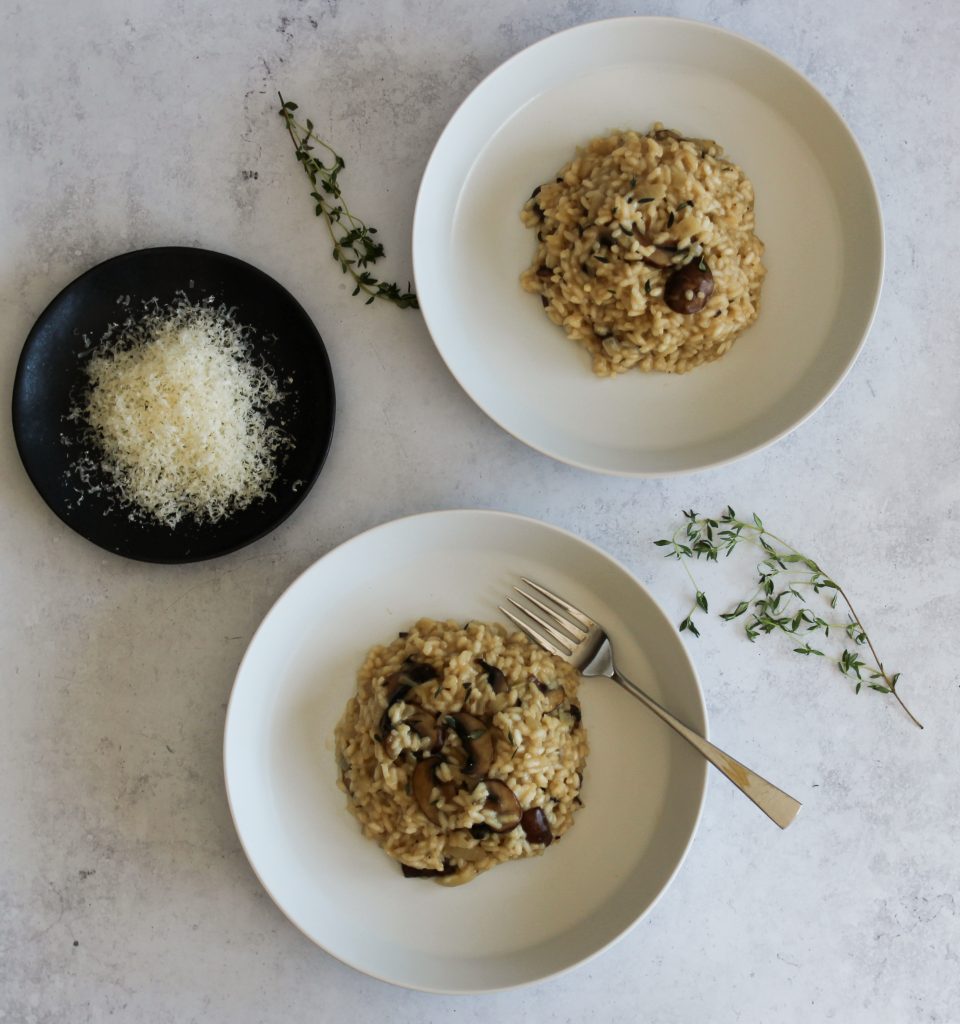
277,93,418,310
656,507,922,729
831,582,923,729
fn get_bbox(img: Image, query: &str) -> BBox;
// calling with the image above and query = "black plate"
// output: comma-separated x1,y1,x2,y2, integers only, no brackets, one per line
12,247,335,563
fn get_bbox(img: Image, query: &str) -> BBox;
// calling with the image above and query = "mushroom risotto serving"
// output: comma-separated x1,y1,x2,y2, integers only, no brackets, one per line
335,619,588,885
520,124,766,376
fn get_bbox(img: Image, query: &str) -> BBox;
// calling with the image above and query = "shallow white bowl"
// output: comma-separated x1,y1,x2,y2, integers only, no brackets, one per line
223,510,707,992
413,17,883,475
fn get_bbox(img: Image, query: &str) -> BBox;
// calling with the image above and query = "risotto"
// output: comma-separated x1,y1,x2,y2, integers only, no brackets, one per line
335,619,588,885
520,124,765,375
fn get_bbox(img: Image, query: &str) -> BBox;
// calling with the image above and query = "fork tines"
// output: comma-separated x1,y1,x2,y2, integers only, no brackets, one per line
499,577,593,658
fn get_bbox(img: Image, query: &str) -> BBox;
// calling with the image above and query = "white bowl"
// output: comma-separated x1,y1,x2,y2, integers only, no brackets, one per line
413,17,883,475
223,510,707,992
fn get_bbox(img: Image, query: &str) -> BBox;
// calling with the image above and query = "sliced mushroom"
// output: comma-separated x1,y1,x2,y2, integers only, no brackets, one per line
520,807,553,846
482,779,522,833
401,860,456,878
443,836,488,862
541,688,565,712
412,757,447,826
477,659,508,694
402,659,438,684
636,234,678,269
650,127,718,152
651,127,685,143
383,675,410,704
444,712,494,776
377,660,438,740
532,678,564,710
406,708,442,752
664,260,714,314
376,688,409,741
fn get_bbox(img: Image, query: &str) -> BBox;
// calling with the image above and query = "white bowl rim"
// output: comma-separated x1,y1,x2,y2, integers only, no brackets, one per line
412,15,885,478
222,507,708,993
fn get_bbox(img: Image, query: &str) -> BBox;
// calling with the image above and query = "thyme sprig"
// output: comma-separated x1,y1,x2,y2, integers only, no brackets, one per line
278,94,418,310
655,507,922,729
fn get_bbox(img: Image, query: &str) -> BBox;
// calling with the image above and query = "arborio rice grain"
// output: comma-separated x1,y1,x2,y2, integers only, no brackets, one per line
335,619,588,886
520,124,766,376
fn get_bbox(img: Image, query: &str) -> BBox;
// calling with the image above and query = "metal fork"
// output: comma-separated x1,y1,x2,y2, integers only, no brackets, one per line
501,577,802,829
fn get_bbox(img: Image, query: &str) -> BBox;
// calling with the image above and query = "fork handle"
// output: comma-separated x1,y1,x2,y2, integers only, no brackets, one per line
611,669,802,829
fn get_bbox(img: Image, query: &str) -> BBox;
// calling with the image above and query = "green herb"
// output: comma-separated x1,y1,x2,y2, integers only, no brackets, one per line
667,212,675,228
654,507,922,728
277,94,418,310
644,279,652,294
636,197,655,204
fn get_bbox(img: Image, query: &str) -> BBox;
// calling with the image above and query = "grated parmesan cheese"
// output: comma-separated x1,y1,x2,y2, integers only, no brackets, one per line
80,300,287,527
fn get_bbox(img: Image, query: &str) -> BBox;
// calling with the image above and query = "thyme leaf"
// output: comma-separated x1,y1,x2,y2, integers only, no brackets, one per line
654,507,922,728
277,94,419,310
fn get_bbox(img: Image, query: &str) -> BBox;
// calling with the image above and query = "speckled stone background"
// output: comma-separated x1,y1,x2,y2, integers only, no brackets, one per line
2,1,959,1020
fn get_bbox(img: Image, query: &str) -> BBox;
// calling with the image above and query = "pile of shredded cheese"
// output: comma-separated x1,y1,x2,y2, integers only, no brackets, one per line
81,300,287,527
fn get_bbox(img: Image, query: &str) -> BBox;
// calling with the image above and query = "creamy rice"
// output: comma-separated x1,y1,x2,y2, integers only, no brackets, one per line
520,124,765,375
335,619,588,885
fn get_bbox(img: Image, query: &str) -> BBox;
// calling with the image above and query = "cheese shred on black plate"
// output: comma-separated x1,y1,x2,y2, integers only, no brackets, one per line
80,300,288,528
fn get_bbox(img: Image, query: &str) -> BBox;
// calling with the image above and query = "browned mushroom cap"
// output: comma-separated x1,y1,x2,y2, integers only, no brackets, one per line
406,709,442,752
482,779,522,833
477,659,509,694
412,757,447,826
520,807,553,846
444,712,494,776
664,260,714,314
